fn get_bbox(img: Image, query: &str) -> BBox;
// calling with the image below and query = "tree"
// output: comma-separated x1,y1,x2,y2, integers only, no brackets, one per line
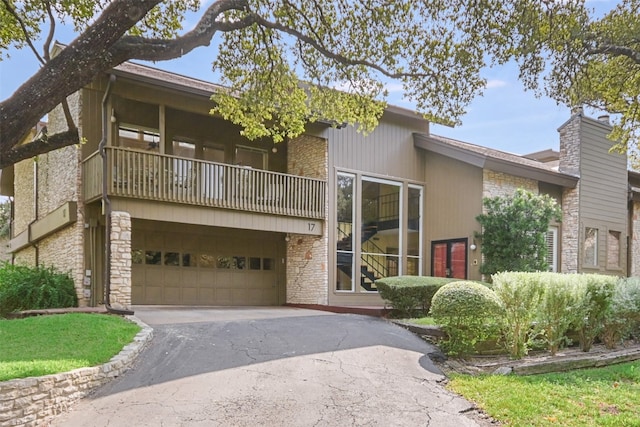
1,1,637,170
0,0,512,169
495,0,640,163
476,189,561,277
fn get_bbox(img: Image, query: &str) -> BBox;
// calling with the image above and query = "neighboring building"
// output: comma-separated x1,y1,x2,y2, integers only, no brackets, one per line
0,56,637,309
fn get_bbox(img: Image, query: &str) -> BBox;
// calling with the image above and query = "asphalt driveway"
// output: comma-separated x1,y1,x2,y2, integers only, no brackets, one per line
53,306,485,426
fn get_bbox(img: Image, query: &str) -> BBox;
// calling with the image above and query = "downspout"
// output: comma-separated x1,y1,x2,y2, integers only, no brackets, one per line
100,74,134,316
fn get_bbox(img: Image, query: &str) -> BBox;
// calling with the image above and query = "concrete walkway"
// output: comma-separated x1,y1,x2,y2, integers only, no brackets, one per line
53,307,486,426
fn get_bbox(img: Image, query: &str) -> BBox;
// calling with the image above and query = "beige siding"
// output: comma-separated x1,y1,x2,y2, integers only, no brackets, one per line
323,113,427,306
425,153,483,280
326,112,427,180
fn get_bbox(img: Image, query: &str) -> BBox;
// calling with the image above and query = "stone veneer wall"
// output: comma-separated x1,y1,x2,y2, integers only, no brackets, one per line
558,114,582,273
109,211,132,308
10,92,87,302
286,134,329,305
631,201,640,276
0,317,151,427
482,170,538,199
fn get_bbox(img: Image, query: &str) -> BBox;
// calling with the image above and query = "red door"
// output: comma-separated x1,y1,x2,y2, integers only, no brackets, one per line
431,239,468,279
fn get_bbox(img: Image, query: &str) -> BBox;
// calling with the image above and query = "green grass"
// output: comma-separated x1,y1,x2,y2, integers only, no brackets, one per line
448,362,640,426
406,316,438,326
0,313,140,381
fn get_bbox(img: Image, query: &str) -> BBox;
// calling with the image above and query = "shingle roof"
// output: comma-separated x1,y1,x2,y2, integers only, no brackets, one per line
414,133,579,188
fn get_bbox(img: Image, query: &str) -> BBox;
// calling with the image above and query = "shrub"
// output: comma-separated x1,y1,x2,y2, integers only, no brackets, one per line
572,275,617,352
376,276,460,318
430,281,503,356
475,189,561,277
535,273,581,355
0,263,78,317
492,272,545,359
601,277,640,348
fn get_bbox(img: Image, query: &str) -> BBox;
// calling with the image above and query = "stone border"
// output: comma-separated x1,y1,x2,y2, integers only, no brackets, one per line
0,316,152,427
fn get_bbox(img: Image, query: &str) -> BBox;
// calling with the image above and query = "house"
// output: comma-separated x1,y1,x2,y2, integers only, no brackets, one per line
1,56,638,310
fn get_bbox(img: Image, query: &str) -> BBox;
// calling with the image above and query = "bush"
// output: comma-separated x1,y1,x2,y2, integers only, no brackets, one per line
430,281,503,356
376,276,460,318
572,275,617,352
0,263,78,317
492,272,545,359
601,277,640,348
535,273,582,355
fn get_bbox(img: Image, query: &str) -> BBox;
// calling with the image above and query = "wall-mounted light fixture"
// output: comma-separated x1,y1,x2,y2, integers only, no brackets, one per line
284,234,290,242
470,239,477,251
110,108,117,123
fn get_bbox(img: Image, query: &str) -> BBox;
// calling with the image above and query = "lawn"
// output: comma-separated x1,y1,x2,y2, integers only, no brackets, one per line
0,313,140,382
448,361,640,426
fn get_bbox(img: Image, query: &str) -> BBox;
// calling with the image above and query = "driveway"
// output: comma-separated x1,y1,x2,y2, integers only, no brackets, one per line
53,307,485,426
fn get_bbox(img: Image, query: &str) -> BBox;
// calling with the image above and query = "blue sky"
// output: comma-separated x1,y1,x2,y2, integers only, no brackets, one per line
0,0,619,157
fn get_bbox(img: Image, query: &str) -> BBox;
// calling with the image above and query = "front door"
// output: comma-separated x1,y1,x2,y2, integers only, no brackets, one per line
431,239,467,279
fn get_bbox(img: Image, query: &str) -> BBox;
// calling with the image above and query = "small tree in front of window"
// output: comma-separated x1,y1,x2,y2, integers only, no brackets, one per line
0,199,10,239
476,189,561,277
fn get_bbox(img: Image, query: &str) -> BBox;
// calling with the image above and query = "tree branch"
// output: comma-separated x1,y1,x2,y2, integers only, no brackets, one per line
587,43,640,65
1,0,46,65
0,129,80,169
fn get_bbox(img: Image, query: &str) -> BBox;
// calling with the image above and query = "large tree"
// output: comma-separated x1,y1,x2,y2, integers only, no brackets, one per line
0,1,638,169
499,0,640,163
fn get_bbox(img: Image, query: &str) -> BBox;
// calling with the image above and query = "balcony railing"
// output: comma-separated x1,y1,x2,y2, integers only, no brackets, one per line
82,147,326,219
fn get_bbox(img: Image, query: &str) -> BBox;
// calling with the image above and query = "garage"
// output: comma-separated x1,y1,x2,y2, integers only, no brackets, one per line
130,220,286,305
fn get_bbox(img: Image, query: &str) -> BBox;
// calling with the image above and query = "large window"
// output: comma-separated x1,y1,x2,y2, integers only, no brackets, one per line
336,173,355,291
407,185,423,276
335,172,423,292
118,125,160,153
361,177,401,292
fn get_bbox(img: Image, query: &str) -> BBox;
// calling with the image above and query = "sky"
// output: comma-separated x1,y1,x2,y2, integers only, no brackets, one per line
0,0,620,157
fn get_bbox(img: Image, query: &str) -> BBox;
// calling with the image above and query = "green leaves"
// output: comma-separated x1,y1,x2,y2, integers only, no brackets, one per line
476,189,561,276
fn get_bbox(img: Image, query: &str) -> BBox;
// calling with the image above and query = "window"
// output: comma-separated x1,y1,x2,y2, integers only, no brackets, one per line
236,146,267,170
335,172,423,293
119,125,160,153
203,144,225,163
164,252,180,266
584,227,598,266
407,185,423,276
607,230,621,269
336,173,355,291
361,177,401,292
546,226,558,272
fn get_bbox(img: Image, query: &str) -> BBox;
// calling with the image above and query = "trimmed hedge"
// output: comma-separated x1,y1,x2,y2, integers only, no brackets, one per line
376,276,461,317
430,281,504,356
0,263,78,318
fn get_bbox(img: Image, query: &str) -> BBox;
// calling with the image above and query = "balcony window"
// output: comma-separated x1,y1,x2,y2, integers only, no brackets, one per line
119,125,160,153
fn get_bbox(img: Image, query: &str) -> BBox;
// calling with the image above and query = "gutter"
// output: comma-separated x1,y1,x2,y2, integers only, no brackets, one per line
99,74,134,316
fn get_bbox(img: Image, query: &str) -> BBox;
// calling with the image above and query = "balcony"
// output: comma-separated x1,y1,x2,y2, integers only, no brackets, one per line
82,147,326,219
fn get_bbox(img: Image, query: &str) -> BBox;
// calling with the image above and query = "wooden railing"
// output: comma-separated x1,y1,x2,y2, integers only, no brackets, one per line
82,147,326,219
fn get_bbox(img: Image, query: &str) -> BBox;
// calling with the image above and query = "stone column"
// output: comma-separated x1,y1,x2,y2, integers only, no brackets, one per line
109,211,132,308
558,113,582,273
286,134,329,305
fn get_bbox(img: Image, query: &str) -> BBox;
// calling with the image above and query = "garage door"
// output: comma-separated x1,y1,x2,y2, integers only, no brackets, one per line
131,222,284,305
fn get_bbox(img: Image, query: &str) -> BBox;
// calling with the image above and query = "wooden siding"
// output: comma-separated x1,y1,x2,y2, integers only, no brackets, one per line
424,153,483,280
579,120,628,224
577,118,628,274
110,198,323,236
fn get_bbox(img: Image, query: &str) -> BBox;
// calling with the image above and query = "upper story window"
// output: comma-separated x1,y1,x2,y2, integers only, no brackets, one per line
584,227,598,267
118,125,160,153
607,230,621,269
236,145,267,170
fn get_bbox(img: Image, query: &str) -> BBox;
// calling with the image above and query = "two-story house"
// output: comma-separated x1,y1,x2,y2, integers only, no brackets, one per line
2,54,639,311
